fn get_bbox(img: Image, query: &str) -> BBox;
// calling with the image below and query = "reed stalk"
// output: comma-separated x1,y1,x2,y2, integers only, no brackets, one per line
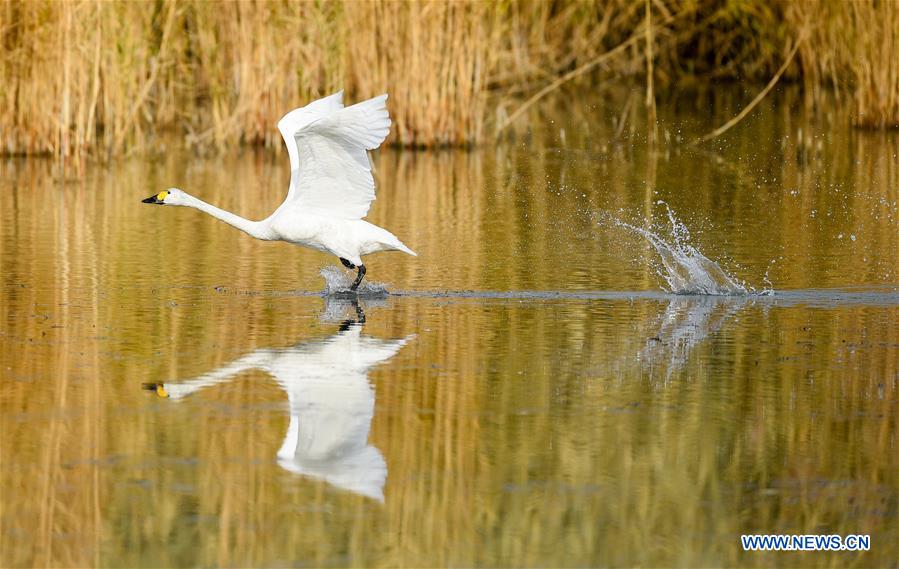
644,0,656,145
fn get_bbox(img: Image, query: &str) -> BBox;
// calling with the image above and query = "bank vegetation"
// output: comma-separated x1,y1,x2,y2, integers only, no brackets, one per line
1,0,897,159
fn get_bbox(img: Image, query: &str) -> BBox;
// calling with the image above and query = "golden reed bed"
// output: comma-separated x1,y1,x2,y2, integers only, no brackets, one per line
1,0,897,160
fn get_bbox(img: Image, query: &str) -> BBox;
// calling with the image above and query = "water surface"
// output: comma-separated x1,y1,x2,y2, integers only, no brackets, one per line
2,88,898,567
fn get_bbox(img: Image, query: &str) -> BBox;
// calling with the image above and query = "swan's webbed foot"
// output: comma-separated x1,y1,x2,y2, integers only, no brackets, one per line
350,264,366,291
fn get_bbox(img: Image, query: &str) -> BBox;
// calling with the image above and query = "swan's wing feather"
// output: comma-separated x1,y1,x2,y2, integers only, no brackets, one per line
290,94,390,219
277,91,345,201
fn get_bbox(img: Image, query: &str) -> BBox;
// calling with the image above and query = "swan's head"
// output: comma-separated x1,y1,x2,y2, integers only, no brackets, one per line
141,187,187,206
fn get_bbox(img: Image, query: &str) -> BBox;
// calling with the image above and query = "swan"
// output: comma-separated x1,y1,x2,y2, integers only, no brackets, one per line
143,304,414,501
142,91,416,291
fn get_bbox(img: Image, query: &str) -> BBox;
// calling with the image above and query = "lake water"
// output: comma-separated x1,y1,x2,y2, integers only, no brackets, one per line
1,88,898,567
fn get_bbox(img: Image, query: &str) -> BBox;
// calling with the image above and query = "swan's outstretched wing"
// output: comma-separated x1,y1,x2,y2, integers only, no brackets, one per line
289,94,391,219
277,91,346,203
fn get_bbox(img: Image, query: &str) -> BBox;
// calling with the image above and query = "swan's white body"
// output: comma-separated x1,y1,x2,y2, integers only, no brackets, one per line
143,91,415,283
148,321,414,501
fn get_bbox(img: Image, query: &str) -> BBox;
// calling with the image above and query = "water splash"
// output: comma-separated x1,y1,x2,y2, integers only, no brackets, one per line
319,266,389,297
606,203,752,296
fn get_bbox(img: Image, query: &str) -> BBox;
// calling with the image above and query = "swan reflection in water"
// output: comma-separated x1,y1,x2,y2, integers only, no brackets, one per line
144,299,414,502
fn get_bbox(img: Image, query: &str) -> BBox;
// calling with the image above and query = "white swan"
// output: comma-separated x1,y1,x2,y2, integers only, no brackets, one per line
142,91,416,291
144,314,414,501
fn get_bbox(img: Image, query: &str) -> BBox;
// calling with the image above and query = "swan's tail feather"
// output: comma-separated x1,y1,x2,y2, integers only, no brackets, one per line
367,223,416,257
393,241,417,257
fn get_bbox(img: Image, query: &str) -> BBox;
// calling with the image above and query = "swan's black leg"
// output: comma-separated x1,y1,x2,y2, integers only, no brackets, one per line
350,264,366,291
339,257,355,269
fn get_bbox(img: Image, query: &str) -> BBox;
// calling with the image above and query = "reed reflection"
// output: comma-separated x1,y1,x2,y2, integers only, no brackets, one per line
143,299,414,501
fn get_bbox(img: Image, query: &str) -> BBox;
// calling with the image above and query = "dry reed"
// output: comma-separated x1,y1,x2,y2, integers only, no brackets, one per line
1,0,898,161
786,0,899,128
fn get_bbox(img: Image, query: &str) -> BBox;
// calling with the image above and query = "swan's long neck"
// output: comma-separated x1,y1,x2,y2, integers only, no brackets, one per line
183,193,272,240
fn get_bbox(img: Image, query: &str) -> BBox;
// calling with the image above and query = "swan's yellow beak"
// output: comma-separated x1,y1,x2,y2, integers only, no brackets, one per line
142,190,168,205
142,382,169,398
